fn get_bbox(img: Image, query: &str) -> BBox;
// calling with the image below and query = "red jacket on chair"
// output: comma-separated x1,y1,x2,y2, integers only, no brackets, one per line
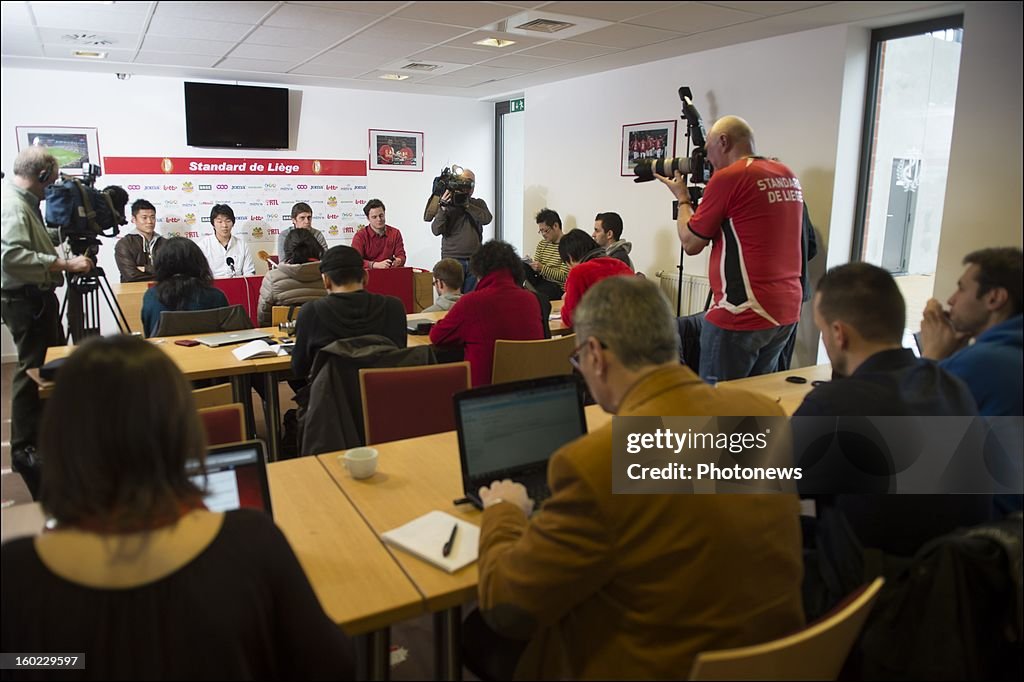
429,270,544,386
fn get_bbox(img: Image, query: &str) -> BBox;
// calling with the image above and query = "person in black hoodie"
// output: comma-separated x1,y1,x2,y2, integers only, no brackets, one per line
291,245,406,380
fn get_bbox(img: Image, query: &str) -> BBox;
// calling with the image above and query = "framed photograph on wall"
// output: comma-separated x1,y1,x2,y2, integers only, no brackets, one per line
621,120,676,177
369,129,424,172
16,126,101,177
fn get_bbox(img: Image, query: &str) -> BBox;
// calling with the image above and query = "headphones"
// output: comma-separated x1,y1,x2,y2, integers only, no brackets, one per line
38,163,53,184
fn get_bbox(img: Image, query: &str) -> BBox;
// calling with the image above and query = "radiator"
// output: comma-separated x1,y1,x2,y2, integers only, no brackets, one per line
656,271,711,317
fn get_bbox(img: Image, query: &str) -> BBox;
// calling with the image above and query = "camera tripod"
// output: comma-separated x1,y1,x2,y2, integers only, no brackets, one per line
58,238,132,343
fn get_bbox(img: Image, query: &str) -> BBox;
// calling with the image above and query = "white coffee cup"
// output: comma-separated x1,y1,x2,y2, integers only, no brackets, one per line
341,447,378,479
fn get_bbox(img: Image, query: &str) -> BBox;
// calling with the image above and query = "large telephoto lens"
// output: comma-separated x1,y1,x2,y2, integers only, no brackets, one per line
633,156,693,183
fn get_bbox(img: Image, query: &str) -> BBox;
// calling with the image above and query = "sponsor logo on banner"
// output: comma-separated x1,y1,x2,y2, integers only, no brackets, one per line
166,217,181,224
313,214,325,220
312,160,322,174
145,185,161,191
280,185,294,192
327,197,338,207
169,231,182,238
342,212,354,219
267,214,279,222
199,184,212,191
354,185,366,190
161,158,174,174
328,225,340,236
201,217,210,223
164,185,178,191
232,185,246,190
327,214,339,220
264,183,277,190
164,199,179,207
340,184,353,191
266,199,279,206
326,185,338,191
270,228,280,235
127,184,141,191
216,184,228,190
181,182,193,193
340,200,353,205
181,201,196,208
343,226,355,235
184,213,196,225
251,226,264,239
355,199,366,205
310,185,324,190
296,184,308,190
249,201,263,208
248,185,262,190
185,231,199,239
250,215,264,222
201,201,215,206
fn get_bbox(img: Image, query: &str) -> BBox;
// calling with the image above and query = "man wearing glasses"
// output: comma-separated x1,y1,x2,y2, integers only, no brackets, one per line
526,208,569,301
467,276,803,680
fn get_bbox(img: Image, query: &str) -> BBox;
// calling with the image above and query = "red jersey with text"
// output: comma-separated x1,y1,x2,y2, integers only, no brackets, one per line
688,157,803,331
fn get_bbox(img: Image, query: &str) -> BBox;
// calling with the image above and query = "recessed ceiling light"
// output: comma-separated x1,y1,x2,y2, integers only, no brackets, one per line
473,38,517,48
73,50,107,59
379,74,409,81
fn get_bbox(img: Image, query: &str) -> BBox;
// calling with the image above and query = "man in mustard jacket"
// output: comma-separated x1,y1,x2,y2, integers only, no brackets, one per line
471,276,805,680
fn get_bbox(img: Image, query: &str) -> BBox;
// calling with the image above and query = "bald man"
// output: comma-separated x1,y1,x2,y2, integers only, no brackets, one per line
426,166,492,293
657,115,804,381
2,146,93,497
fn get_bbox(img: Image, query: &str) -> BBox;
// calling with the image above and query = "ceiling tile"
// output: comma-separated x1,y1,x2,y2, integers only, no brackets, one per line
485,1,551,7
0,34,44,57
309,50,394,69
140,34,231,56
571,23,682,48
286,1,406,14
424,63,524,81
147,16,254,42
246,25,344,50
358,17,473,44
408,45,493,65
516,40,620,60
355,69,433,83
443,29,550,51
215,57,294,73
541,1,685,22
229,43,321,62
625,3,760,34
333,33,435,57
288,62,370,78
31,5,149,33
134,50,217,67
707,2,833,16
393,2,523,28
153,1,278,24
263,5,379,33
475,52,567,70
1,2,34,25
36,27,139,49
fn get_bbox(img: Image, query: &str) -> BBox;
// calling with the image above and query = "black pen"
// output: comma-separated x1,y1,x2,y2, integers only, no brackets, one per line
442,523,458,557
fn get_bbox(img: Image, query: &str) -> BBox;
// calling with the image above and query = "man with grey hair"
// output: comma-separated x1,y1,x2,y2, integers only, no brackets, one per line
656,115,804,381
2,146,93,497
467,276,804,680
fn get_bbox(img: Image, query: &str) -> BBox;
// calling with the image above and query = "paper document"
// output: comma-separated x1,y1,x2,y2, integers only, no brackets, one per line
381,510,480,573
232,339,288,361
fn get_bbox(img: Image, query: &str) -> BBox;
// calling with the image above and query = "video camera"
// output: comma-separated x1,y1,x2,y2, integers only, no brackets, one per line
632,87,713,189
44,163,128,256
432,164,475,206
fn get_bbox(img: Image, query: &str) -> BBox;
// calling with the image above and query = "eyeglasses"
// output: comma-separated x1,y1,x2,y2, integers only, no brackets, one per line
568,338,607,370
538,226,553,236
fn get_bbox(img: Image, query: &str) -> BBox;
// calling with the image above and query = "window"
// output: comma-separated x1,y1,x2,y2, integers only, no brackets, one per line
494,100,525,255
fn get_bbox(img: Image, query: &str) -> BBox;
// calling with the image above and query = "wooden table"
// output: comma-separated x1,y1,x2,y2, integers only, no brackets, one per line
407,300,570,348
317,404,613,680
719,363,833,415
110,281,150,335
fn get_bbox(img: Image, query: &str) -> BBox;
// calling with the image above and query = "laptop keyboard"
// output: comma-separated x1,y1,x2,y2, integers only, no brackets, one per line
476,466,551,505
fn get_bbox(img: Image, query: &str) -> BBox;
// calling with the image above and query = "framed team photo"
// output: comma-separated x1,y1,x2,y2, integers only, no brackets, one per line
621,120,676,177
16,126,101,177
369,129,424,172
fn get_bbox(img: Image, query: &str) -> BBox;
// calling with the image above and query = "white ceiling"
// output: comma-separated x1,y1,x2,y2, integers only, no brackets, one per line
1,1,964,100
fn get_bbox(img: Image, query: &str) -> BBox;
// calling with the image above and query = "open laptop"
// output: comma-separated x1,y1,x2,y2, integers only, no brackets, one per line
454,374,588,510
194,329,271,347
187,440,273,516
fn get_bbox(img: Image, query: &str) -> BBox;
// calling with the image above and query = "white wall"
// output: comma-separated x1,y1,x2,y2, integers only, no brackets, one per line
1,68,493,358
933,1,1024,299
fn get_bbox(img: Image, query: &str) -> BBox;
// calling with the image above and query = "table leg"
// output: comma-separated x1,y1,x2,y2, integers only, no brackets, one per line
356,628,391,681
433,606,463,681
263,372,280,462
230,375,256,440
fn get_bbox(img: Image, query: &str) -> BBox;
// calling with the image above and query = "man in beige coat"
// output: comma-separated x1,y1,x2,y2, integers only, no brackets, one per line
473,276,805,680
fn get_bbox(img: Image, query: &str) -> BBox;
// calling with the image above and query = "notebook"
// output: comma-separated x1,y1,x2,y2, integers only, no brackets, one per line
454,374,587,510
187,440,273,516
382,510,480,573
232,339,290,360
194,329,271,347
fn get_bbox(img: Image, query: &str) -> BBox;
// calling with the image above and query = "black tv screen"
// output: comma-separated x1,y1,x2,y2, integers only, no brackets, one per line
184,82,289,149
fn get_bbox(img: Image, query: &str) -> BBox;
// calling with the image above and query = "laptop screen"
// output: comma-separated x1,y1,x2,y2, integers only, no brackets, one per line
188,440,273,515
455,376,587,481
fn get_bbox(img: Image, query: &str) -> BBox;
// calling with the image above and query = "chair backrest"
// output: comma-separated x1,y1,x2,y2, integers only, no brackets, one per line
192,383,234,409
687,577,885,681
198,403,246,446
360,362,471,445
491,334,577,385
153,304,253,337
272,304,302,327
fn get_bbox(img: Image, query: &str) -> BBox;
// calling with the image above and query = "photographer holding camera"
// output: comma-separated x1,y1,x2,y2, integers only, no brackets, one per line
425,165,491,292
1,146,92,497
656,115,803,381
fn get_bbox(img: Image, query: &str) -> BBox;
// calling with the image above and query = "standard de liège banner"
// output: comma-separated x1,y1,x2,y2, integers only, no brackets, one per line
611,416,1024,495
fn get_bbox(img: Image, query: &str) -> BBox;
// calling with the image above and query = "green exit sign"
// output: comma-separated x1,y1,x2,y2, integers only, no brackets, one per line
510,98,525,113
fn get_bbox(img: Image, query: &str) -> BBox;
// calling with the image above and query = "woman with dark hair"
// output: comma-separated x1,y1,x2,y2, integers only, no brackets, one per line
257,228,327,326
557,229,634,328
429,240,544,386
140,237,229,337
0,336,354,680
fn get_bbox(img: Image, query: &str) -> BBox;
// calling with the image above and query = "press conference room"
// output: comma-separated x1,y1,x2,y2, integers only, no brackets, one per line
1,1,1022,680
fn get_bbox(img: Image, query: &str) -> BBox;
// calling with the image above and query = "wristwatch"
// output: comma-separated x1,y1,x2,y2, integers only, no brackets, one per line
483,497,505,509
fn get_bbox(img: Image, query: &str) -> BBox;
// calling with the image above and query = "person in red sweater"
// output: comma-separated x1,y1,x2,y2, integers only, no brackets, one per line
429,240,544,386
558,229,634,328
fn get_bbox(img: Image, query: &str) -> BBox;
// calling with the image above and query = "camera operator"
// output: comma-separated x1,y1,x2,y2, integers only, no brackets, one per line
1,147,92,497
657,115,803,381
425,166,491,293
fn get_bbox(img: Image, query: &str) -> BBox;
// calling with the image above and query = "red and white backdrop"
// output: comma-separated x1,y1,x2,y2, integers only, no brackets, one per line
103,156,369,256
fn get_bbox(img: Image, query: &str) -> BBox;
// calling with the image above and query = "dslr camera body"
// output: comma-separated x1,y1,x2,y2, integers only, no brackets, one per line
632,87,713,195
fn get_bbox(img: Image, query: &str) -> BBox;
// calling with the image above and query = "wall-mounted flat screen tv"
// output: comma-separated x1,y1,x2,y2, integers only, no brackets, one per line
184,82,289,149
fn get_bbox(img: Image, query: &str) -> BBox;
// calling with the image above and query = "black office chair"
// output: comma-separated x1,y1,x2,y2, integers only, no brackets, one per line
153,304,252,337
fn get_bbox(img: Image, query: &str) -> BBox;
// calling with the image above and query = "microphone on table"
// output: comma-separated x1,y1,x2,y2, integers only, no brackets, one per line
226,256,236,277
